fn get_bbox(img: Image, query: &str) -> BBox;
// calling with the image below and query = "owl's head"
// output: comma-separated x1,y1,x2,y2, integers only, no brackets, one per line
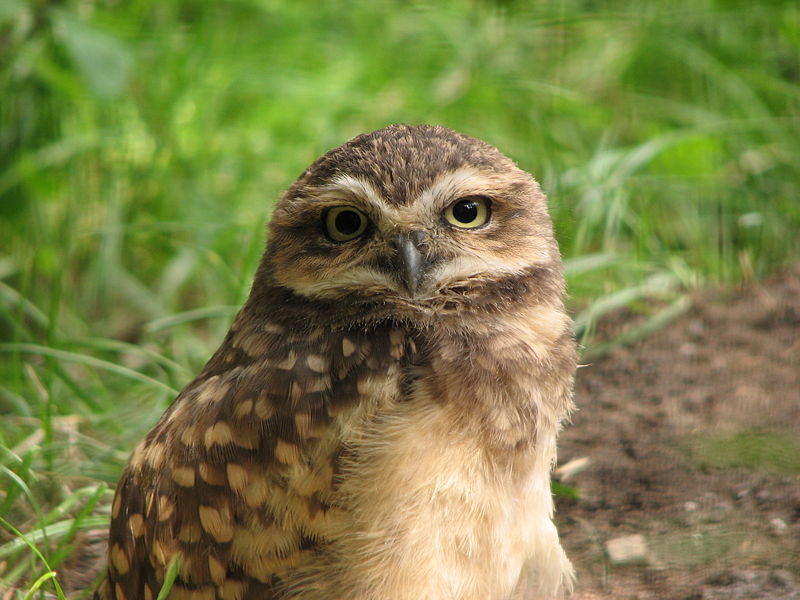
259,125,563,326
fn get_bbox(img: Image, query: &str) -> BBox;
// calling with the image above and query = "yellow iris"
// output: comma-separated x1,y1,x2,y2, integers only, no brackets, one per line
444,197,490,229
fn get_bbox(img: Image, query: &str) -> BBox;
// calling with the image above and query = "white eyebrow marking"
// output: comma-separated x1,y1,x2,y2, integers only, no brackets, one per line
318,174,413,228
323,174,391,208
416,168,499,214
313,168,507,234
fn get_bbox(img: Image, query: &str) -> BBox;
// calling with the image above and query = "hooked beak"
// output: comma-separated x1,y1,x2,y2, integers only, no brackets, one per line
392,232,428,298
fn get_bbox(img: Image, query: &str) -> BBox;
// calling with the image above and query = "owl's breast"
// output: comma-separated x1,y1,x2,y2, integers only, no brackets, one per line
207,319,570,598
294,324,564,600
323,384,561,600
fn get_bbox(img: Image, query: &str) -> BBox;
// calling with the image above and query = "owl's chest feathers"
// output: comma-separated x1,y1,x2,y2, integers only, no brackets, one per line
216,313,570,598
315,324,565,599
334,320,552,471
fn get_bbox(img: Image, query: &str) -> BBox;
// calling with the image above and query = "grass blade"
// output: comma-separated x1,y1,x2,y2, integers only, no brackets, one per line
0,344,178,396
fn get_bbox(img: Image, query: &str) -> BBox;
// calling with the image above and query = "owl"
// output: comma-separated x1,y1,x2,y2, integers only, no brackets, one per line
96,124,576,600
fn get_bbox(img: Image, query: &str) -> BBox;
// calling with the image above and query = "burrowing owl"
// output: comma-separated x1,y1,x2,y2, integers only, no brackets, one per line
97,124,576,600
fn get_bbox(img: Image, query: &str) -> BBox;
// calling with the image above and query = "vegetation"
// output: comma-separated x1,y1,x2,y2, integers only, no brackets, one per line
1,0,798,596
689,430,800,475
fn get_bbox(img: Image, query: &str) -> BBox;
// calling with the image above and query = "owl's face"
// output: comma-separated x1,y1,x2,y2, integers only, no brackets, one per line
264,125,558,322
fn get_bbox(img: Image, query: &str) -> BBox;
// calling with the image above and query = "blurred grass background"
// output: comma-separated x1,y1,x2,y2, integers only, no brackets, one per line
1,0,798,596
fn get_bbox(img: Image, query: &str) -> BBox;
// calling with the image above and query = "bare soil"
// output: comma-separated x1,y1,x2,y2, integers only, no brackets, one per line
557,265,800,599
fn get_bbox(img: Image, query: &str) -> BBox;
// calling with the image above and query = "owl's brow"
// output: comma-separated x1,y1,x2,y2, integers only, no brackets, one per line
319,174,392,208
321,169,502,217
416,168,503,212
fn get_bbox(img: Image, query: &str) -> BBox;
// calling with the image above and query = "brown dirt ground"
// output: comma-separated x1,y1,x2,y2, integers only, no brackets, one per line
557,265,800,600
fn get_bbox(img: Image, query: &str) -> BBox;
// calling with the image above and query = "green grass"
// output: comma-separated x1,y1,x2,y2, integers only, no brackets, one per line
688,430,800,475
1,0,799,595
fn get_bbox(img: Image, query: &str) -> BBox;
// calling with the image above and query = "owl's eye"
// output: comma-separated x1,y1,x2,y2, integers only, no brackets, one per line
323,206,369,242
444,196,491,229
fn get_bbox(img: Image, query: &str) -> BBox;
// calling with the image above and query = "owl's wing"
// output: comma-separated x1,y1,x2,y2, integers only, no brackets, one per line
99,324,404,600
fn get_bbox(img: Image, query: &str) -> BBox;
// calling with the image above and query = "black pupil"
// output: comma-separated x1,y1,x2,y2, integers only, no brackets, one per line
335,210,362,235
453,200,479,223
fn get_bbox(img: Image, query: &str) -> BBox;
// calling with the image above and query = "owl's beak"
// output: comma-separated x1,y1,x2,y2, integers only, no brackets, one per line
393,232,427,298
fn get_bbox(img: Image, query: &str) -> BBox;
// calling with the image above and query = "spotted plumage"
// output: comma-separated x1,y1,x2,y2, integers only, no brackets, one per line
97,124,576,600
